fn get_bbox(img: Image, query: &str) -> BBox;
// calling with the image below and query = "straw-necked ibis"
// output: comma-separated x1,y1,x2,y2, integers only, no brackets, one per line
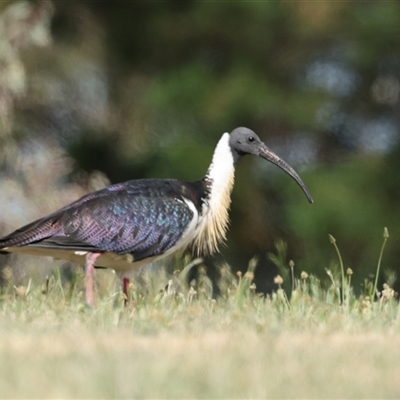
0,127,313,305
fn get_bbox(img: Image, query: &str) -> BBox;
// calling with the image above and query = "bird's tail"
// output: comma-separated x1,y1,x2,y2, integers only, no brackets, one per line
0,217,60,250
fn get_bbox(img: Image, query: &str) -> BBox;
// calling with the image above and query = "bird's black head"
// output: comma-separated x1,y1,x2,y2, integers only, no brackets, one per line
229,127,313,203
229,127,265,160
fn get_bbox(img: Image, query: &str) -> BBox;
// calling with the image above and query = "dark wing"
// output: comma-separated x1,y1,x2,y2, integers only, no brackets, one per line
0,179,196,262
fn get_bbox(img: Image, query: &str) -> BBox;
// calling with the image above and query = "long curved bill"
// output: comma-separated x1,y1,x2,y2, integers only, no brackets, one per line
258,143,313,203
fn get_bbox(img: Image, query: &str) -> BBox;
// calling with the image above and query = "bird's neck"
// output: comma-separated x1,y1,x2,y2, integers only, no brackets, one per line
192,132,235,255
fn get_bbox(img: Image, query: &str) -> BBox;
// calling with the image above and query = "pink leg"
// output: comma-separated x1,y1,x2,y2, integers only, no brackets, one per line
85,252,102,307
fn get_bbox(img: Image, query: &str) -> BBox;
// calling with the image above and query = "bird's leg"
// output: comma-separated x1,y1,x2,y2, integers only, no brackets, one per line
85,252,102,307
123,277,130,305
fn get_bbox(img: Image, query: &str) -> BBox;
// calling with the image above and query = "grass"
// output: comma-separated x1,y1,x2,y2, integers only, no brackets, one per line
0,230,400,399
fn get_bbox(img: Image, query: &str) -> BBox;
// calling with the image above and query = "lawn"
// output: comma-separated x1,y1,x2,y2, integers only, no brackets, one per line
0,249,399,399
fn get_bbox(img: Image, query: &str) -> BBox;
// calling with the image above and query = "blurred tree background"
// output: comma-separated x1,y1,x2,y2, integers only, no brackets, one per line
0,0,400,294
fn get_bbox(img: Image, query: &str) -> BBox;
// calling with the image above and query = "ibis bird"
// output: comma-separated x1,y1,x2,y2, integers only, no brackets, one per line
0,127,313,305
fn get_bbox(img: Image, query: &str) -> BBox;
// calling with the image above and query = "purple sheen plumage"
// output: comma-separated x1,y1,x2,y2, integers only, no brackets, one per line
0,178,204,263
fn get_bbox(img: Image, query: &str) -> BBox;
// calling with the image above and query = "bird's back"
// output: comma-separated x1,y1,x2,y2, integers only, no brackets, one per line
0,178,206,270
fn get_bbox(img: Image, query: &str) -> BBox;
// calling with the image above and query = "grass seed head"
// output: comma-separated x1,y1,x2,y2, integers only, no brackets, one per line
244,271,254,281
361,296,371,312
328,234,336,244
1,266,13,285
14,285,27,297
382,283,394,299
274,275,284,286
383,227,389,239
300,271,308,280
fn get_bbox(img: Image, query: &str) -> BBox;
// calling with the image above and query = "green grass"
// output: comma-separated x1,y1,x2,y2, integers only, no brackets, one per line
1,232,400,399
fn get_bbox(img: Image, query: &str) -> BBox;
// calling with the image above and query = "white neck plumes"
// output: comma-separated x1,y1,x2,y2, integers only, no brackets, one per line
192,132,236,255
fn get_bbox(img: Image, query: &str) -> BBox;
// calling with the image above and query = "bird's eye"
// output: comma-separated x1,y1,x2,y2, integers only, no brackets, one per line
248,136,255,143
